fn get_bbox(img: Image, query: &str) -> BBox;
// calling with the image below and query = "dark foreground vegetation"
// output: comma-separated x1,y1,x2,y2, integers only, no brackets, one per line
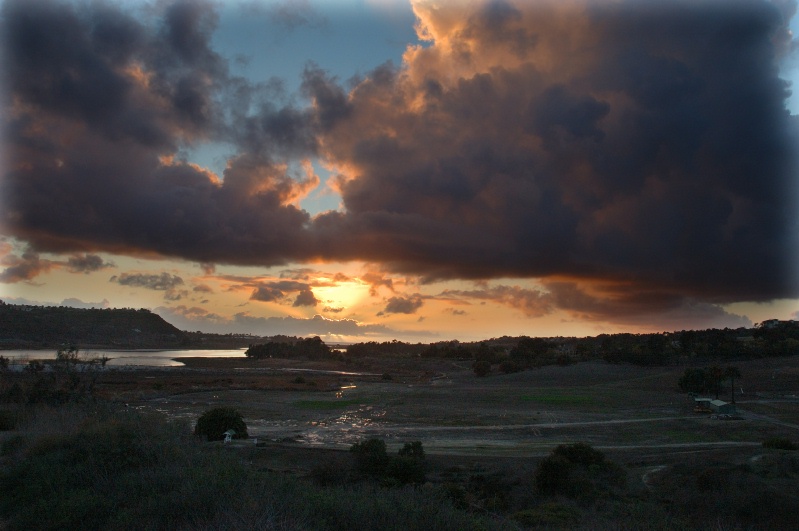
1,342,799,529
2,400,798,530
0,405,499,530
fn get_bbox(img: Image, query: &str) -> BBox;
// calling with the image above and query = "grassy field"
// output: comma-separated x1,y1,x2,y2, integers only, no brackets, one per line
2,355,799,529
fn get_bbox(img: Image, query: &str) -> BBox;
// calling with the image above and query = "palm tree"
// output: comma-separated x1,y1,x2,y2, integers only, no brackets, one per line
725,366,742,404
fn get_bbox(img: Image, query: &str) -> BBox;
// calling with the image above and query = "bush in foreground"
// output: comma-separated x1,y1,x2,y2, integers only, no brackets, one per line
535,443,626,498
194,407,248,441
763,437,797,450
0,409,493,530
350,438,427,485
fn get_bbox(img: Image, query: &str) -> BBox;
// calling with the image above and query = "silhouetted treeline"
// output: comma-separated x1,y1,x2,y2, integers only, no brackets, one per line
346,340,427,358
343,320,799,368
0,300,185,349
245,336,331,360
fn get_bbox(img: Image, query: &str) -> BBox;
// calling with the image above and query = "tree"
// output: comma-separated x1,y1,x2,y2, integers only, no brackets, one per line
472,359,491,377
350,438,389,477
725,366,742,404
194,407,248,441
708,365,724,399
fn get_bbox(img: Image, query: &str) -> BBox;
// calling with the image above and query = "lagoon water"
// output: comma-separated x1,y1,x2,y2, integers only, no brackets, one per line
0,348,247,367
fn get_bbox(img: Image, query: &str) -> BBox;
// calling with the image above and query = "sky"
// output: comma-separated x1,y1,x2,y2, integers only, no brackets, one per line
1,0,799,343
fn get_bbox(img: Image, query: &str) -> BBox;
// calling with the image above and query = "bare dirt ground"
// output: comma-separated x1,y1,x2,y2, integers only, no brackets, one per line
106,356,799,476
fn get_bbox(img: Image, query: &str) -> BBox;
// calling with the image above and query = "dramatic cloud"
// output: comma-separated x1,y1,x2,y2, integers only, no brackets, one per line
66,254,114,274
266,0,326,31
2,0,797,328
111,272,185,291
250,280,316,304
440,285,552,317
380,295,424,315
293,288,319,307
542,280,752,330
0,252,56,283
155,305,431,339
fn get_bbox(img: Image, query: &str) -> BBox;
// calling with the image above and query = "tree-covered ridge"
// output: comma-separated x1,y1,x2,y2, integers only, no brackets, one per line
0,300,186,349
344,321,799,368
245,336,331,360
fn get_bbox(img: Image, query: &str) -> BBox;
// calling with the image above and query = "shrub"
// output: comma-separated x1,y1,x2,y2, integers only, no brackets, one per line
398,440,425,460
472,359,491,377
552,442,606,467
499,360,522,373
310,457,351,486
535,455,575,496
386,455,426,485
535,443,625,498
763,437,797,450
194,407,248,441
350,439,427,485
514,502,581,527
0,409,20,431
350,438,389,477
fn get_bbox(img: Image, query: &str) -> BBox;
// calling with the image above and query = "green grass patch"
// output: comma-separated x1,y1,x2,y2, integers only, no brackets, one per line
520,392,593,406
293,399,365,410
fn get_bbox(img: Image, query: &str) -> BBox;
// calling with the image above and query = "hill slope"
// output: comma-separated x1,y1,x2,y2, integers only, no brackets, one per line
0,301,186,349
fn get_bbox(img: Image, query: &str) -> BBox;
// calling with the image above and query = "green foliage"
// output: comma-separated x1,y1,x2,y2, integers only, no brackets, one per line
350,437,390,477
0,408,20,431
194,407,248,441
398,440,425,460
535,443,626,499
514,502,582,528
420,340,473,359
510,336,550,365
552,442,606,467
246,336,331,359
0,302,185,349
386,455,427,485
346,340,427,358
0,409,494,531
350,438,427,485
55,344,80,364
535,455,575,496
679,366,741,400
499,359,522,373
520,392,593,406
472,359,491,377
763,437,797,450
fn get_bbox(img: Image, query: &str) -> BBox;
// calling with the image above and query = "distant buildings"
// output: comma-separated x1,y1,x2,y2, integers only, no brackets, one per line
694,397,736,415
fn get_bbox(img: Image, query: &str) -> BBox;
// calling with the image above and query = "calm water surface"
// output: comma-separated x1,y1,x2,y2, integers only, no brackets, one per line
0,348,247,367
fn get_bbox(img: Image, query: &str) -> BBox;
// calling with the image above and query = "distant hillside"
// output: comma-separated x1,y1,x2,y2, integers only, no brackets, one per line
0,300,186,349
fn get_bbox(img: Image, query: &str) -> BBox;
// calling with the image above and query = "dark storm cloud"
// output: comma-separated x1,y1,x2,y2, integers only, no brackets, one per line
250,280,316,304
155,307,432,339
111,272,184,291
1,0,318,266
293,288,319,307
0,252,55,283
542,280,753,330
2,0,798,323
311,0,799,303
66,254,114,274
380,295,424,315
440,285,552,317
